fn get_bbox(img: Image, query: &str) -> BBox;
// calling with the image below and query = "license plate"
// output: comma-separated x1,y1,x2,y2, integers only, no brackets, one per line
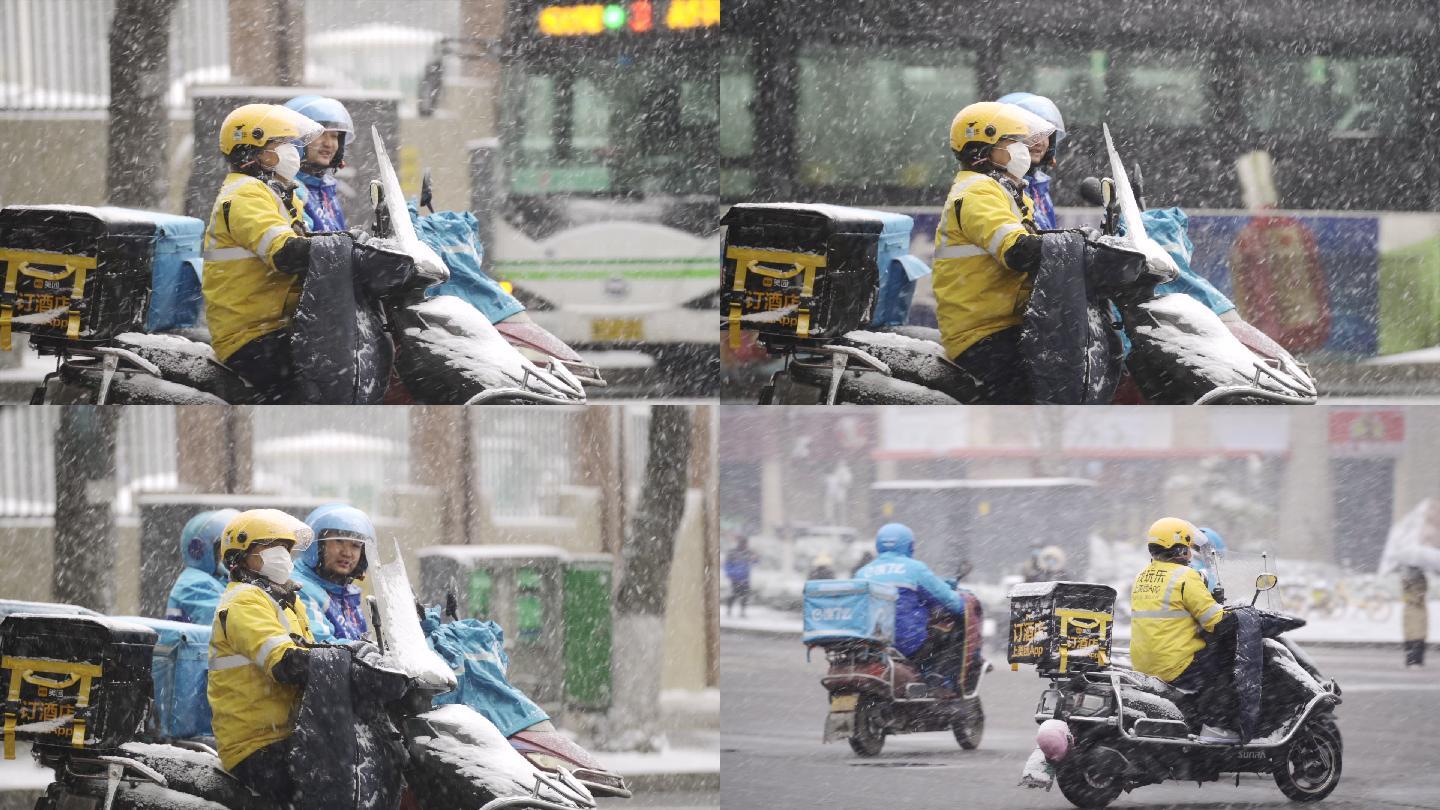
590,318,644,341
829,694,858,712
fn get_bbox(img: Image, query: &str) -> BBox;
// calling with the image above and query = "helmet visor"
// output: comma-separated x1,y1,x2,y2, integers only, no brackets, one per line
1008,105,1057,149
261,105,325,148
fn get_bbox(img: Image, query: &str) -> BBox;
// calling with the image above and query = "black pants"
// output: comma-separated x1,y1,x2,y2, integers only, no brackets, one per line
952,326,1032,404
1404,639,1426,666
1172,639,1236,728
231,738,295,804
225,329,295,403
726,581,751,616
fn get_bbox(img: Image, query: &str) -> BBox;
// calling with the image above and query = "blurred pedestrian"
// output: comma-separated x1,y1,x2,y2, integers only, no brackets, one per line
724,536,760,617
807,552,835,581
1402,566,1428,668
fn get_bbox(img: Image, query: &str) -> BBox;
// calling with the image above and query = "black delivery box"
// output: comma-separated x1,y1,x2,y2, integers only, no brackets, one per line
1,614,157,759
1007,581,1116,676
0,205,202,349
721,203,904,344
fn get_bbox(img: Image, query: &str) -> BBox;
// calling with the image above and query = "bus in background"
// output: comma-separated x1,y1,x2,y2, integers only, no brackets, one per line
721,0,1440,383
485,0,721,397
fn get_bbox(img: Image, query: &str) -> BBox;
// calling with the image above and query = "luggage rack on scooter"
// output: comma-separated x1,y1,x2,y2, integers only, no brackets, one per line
29,334,163,405
1194,357,1319,405
767,338,893,405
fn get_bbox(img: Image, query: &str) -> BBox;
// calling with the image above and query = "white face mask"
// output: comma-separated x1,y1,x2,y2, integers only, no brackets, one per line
270,143,301,182
257,546,294,584
1004,141,1032,179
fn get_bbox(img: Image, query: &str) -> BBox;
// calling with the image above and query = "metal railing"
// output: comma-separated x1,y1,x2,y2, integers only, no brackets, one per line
473,408,587,520
1,0,461,112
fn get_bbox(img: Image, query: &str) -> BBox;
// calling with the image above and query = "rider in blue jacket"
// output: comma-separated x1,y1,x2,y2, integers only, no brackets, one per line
283,95,353,232
855,523,968,683
294,503,373,641
997,92,1067,230
164,508,241,625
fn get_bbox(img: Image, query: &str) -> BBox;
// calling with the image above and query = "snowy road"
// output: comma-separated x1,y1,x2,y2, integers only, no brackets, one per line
721,630,1440,809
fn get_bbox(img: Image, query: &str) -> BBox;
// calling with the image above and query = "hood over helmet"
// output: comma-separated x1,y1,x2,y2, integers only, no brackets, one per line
875,523,915,557
302,503,377,581
180,508,241,576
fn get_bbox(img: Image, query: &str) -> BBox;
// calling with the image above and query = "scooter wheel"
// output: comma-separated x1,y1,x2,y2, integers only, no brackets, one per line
1055,746,1123,809
1273,716,1342,802
952,697,984,750
848,698,885,757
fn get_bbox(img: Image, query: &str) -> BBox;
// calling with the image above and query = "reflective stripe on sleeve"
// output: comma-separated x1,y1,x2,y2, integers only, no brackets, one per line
933,244,987,260
204,247,255,262
987,222,1023,258
253,633,293,669
209,654,250,671
254,225,292,258
1131,609,1190,619
1198,604,1224,627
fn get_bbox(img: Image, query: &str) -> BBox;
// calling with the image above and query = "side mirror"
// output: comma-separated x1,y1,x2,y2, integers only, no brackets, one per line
420,168,434,214
1251,573,1278,606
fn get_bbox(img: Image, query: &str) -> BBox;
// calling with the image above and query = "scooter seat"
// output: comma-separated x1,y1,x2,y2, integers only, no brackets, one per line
113,332,260,403
116,742,269,810
835,329,984,403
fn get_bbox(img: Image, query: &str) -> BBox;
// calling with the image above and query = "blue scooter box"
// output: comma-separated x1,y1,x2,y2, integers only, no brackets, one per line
802,579,897,645
114,616,212,740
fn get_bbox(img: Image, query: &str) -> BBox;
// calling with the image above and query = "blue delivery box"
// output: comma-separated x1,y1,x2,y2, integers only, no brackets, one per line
802,579,897,645
115,616,213,740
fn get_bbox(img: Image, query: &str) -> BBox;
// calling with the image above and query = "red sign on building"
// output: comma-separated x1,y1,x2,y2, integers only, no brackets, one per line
1328,409,1405,456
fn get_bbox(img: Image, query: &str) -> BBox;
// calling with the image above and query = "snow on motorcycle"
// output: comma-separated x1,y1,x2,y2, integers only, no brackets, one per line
0,128,597,405
1008,576,1342,809
2,548,622,810
803,579,990,757
720,127,1318,405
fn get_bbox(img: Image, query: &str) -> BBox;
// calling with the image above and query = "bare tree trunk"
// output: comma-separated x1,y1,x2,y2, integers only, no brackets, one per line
53,406,122,612
607,406,693,750
107,0,178,208
175,406,252,492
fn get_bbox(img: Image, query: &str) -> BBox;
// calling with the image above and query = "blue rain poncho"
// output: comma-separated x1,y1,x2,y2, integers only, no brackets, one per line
420,607,549,737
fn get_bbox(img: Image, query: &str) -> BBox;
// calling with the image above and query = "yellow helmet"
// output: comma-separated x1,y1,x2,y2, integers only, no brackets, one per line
949,101,1032,153
1146,517,1199,550
220,508,314,569
218,103,323,156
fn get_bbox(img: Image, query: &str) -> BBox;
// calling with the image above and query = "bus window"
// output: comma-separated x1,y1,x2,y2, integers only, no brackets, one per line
721,48,756,198
1242,55,1414,136
999,46,1107,126
508,52,717,198
796,44,978,189
1109,49,1209,130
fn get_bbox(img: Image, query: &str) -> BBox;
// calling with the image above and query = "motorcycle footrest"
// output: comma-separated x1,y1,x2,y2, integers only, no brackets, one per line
1133,718,1190,739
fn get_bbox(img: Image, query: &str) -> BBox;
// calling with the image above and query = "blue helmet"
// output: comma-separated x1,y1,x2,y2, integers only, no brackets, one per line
179,508,240,576
997,92,1067,161
1197,527,1227,556
875,523,915,557
283,95,355,169
303,503,377,579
